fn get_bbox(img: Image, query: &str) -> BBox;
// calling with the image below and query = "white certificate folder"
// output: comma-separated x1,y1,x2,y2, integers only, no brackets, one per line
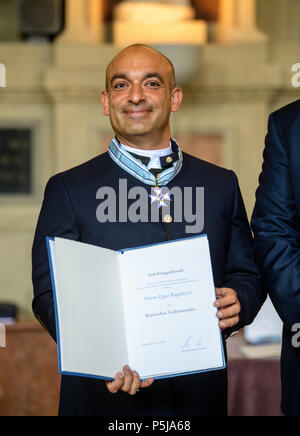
47,235,226,381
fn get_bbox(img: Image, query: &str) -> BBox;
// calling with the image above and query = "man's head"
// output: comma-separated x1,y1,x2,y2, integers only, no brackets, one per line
101,44,183,150
105,44,176,92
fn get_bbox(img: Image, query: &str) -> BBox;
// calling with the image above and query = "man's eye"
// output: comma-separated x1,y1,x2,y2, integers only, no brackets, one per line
147,81,160,87
114,83,127,89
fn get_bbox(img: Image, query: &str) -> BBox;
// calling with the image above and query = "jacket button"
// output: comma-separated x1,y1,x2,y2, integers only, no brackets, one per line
163,214,173,224
166,156,173,163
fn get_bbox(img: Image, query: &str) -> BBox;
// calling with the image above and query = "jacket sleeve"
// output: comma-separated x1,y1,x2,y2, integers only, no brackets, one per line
223,171,266,337
251,114,300,329
32,175,81,341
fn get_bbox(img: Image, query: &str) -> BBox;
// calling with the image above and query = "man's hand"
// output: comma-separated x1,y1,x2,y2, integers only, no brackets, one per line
105,365,154,396
214,288,241,331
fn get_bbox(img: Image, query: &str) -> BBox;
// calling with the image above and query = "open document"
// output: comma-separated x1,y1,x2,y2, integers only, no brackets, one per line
47,235,225,381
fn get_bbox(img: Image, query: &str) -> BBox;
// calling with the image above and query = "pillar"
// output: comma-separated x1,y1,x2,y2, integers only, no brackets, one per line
58,0,103,44
218,0,267,43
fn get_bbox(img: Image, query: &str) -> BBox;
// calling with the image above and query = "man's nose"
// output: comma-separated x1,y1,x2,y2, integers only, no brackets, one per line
128,84,145,104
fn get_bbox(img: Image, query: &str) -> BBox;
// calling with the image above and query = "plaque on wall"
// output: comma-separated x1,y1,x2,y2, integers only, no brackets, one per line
0,129,32,194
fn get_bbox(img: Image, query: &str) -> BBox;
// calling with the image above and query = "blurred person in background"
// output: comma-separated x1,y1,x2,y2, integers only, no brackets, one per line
252,99,300,417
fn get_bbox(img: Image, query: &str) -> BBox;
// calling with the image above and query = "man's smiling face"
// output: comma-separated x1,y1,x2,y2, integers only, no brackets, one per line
101,45,183,149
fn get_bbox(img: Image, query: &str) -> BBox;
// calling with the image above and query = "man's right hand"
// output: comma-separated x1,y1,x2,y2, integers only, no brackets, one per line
105,365,154,396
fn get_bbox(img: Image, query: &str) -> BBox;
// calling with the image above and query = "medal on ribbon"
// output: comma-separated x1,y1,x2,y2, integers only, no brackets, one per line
149,187,171,208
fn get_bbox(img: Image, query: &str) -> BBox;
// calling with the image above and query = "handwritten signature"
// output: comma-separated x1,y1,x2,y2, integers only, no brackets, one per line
181,336,205,352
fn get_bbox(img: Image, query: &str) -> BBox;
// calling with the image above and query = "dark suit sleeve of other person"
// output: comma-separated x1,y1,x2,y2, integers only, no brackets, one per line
221,170,266,337
32,175,80,341
252,108,300,329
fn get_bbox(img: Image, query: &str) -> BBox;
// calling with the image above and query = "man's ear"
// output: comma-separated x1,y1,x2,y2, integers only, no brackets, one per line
101,91,110,116
171,87,183,113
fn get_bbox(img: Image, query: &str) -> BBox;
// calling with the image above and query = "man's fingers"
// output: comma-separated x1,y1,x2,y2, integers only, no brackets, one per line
140,378,154,389
122,365,134,392
215,287,235,297
215,288,238,309
215,294,237,309
219,315,240,330
128,371,154,395
106,367,154,395
216,303,241,320
215,287,225,297
214,288,241,330
128,371,141,395
106,372,124,394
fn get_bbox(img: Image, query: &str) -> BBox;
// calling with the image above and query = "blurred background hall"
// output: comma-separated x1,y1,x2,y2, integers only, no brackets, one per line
0,0,299,416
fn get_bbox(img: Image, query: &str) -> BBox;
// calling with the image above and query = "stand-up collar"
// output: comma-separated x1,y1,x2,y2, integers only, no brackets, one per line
108,137,183,186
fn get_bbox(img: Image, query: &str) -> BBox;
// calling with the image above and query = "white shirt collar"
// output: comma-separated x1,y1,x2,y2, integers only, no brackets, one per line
120,142,173,169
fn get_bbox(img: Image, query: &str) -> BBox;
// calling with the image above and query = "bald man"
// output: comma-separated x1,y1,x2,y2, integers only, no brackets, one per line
32,45,265,416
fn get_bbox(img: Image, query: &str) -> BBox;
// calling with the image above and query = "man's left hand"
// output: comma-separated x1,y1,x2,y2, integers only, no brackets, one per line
214,288,241,331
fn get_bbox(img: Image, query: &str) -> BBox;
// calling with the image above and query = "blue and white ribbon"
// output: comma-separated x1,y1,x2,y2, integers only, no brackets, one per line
108,137,183,187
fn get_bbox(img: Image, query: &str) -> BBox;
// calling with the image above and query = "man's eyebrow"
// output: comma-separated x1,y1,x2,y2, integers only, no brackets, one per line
110,72,165,85
110,73,128,84
143,73,165,83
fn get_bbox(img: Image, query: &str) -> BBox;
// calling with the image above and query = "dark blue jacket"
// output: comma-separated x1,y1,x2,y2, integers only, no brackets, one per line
252,99,300,417
32,150,265,416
